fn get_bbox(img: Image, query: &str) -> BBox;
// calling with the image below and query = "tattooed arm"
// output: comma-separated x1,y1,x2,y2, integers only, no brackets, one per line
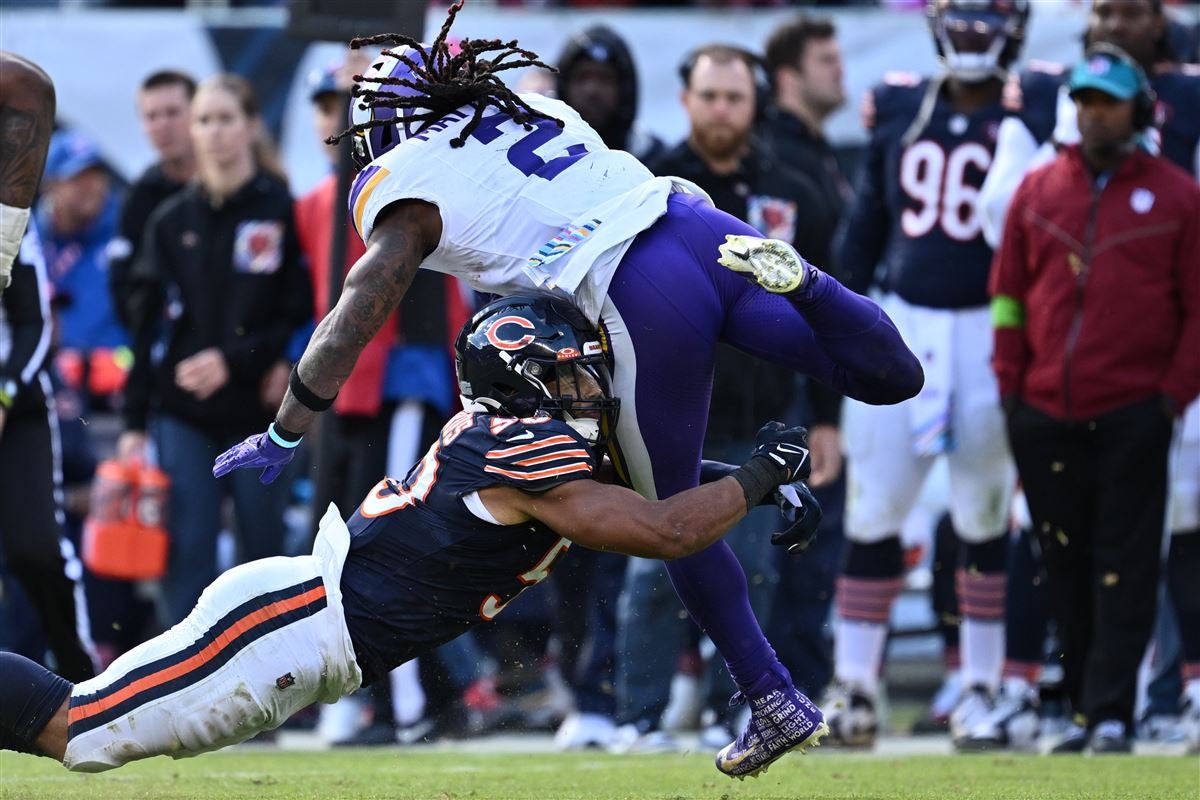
0,52,55,210
275,199,442,434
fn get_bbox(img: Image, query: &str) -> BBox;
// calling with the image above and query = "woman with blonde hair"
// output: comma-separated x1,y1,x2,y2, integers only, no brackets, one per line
118,73,311,626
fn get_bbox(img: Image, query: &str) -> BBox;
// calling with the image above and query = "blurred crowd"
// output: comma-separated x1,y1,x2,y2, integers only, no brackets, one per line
1,0,1197,758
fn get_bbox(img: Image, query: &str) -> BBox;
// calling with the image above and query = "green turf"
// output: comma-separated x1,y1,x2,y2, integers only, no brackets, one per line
2,749,1197,800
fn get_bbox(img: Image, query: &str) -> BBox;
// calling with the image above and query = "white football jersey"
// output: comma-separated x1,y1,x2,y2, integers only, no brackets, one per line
350,93,708,322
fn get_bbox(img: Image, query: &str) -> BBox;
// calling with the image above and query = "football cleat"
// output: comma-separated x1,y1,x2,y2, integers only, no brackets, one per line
950,684,995,749
715,667,828,779
554,712,617,751
960,682,1040,752
821,682,879,748
1089,720,1131,754
717,235,814,295
1049,721,1088,754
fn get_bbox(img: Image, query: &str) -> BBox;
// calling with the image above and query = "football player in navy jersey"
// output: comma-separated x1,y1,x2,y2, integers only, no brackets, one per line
827,0,1030,750
1,294,826,779
208,1,922,781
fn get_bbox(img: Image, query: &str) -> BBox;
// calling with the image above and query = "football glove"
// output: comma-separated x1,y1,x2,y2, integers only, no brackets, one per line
772,480,823,552
212,427,298,484
752,421,811,484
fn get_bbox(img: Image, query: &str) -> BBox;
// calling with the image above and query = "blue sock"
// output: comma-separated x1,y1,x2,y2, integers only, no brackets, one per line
0,651,72,755
664,541,781,692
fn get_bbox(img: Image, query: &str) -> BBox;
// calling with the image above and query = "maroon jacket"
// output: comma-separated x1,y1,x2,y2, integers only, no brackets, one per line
990,146,1200,421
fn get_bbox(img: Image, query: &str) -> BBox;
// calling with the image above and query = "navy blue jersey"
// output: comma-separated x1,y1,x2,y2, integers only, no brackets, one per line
1008,61,1067,146
839,74,1006,310
339,410,595,685
1014,61,1200,177
1151,68,1200,176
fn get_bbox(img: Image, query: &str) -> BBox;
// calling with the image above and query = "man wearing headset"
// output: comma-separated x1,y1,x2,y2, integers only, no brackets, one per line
990,45,1200,754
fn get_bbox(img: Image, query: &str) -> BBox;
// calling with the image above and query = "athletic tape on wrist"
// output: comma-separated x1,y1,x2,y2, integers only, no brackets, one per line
729,456,786,512
268,422,303,449
289,364,336,413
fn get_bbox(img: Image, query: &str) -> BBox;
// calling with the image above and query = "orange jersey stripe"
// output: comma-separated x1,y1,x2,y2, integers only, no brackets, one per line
515,449,591,467
487,435,577,458
483,462,592,481
69,584,327,725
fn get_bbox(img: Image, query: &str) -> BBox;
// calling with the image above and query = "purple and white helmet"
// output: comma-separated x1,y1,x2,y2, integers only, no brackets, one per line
349,44,441,168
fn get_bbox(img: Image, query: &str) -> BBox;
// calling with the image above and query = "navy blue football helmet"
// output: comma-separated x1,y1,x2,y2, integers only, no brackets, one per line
927,0,1031,82
455,294,620,448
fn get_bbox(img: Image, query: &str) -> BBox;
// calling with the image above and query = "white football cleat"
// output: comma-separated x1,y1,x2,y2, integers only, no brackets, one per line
716,234,813,294
554,712,617,751
950,684,995,750
960,682,1040,752
820,682,878,748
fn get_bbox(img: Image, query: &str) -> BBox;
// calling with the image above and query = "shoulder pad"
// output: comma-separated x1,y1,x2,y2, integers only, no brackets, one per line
859,89,877,131
882,71,922,87
1003,71,1024,112
1026,59,1066,76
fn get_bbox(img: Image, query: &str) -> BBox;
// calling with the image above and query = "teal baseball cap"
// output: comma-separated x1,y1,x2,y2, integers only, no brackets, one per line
1068,46,1147,101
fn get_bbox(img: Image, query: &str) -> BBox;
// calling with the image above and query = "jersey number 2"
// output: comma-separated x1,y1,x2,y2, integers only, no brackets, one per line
470,113,589,181
899,141,991,241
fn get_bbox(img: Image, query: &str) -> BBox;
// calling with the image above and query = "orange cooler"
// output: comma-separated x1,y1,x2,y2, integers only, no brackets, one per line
82,459,170,581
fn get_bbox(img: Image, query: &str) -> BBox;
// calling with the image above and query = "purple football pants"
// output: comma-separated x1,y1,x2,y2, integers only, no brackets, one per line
601,193,916,691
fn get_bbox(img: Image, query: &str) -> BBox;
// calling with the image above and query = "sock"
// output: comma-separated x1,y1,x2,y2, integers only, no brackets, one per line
834,537,904,694
389,660,425,727
958,537,1007,692
784,272,922,403
664,541,779,692
835,620,889,693
1167,530,1200,672
0,652,72,755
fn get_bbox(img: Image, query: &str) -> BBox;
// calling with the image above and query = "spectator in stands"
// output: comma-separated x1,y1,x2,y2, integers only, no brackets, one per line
991,45,1200,754
555,25,665,164
109,69,196,332
36,130,128,406
117,74,311,626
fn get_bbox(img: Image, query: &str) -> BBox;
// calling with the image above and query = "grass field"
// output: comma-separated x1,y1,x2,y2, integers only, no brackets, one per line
2,748,1197,800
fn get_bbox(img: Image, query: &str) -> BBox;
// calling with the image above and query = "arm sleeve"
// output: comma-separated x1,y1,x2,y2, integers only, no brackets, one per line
480,428,594,493
1162,186,1200,411
121,216,168,431
988,179,1033,400
221,208,314,383
0,227,52,391
835,116,890,295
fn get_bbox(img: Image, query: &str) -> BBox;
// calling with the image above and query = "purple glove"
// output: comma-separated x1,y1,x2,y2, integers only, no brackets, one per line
213,428,297,484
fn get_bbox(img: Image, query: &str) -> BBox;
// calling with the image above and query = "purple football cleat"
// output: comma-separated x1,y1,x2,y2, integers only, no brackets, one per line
714,664,829,779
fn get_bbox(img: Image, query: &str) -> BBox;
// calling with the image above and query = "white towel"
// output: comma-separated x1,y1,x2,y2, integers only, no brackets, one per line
906,305,955,457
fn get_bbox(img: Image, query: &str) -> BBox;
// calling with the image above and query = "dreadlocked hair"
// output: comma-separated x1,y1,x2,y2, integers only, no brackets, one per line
330,0,561,150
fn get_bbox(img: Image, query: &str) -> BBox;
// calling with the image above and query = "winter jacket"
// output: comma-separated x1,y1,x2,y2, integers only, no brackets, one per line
990,146,1200,420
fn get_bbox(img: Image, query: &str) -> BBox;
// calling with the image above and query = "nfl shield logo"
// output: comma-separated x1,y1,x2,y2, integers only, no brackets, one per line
1130,188,1155,214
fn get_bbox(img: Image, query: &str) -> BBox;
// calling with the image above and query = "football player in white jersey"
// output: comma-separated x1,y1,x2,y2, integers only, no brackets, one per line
215,2,923,777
